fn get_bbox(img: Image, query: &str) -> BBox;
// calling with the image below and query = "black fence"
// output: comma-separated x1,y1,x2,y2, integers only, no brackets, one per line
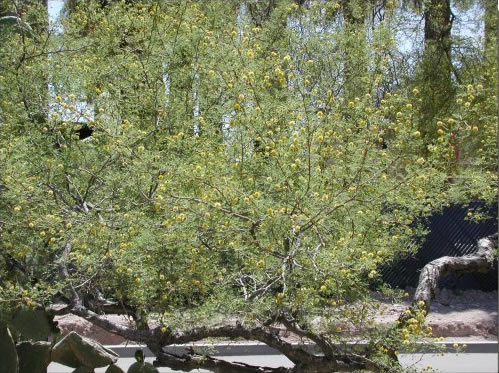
381,201,498,291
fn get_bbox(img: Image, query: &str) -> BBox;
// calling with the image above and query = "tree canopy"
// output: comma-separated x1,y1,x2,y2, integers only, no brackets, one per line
0,1,496,372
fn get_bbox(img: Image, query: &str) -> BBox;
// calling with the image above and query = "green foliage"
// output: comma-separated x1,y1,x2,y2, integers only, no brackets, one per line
0,0,496,368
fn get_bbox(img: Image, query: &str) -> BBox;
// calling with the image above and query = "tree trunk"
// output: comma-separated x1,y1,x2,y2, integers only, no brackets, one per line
484,0,497,61
419,0,453,143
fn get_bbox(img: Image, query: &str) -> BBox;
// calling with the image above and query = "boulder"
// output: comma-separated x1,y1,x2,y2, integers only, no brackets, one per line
0,325,18,373
55,314,131,344
51,331,119,368
16,341,51,373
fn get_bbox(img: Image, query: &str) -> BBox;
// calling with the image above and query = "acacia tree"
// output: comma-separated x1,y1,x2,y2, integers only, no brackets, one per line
0,1,496,372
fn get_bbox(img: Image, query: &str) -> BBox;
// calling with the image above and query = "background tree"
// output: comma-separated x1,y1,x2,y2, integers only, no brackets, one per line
418,0,454,144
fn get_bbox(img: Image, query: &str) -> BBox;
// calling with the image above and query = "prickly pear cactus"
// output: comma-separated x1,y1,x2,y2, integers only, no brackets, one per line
127,350,159,373
105,364,125,373
11,309,57,340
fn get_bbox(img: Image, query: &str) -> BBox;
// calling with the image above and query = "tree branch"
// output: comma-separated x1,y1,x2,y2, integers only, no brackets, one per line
276,315,335,358
153,350,291,373
59,304,384,372
65,304,313,364
160,321,315,365
151,347,381,373
69,305,158,344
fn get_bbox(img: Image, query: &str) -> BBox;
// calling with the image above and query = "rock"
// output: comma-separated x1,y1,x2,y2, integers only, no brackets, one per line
437,288,451,306
0,325,19,373
55,314,132,345
52,331,119,368
105,364,125,373
429,315,498,337
16,341,51,373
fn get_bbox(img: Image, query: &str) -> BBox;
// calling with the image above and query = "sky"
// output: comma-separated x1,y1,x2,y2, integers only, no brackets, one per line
48,0,64,29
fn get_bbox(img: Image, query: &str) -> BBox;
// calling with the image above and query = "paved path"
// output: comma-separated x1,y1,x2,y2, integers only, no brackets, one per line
48,353,498,373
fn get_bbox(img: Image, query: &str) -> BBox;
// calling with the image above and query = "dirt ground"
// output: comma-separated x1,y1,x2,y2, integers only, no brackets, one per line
55,289,498,345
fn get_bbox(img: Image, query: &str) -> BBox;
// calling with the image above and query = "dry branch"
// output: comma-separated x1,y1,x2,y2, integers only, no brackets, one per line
413,233,497,309
381,233,498,363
